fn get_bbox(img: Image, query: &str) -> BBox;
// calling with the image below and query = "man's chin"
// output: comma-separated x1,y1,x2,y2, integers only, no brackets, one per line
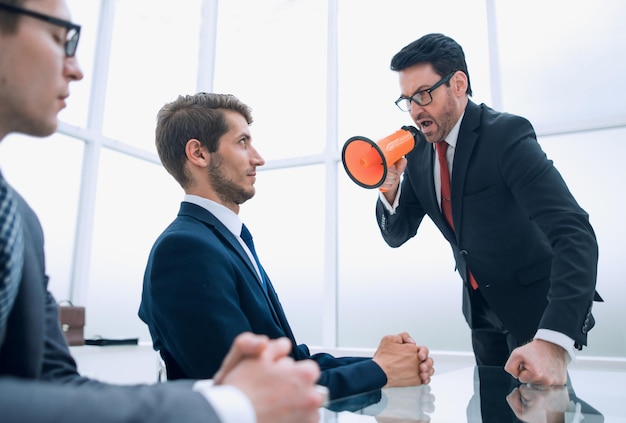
29,119,59,138
237,190,255,205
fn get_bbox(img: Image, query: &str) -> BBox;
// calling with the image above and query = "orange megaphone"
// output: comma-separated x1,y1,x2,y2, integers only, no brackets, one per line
341,125,419,190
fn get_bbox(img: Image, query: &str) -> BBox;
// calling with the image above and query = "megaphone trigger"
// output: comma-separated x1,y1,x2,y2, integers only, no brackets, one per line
341,126,419,190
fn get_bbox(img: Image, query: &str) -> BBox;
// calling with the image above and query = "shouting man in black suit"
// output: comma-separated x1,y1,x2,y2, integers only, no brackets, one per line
375,33,601,386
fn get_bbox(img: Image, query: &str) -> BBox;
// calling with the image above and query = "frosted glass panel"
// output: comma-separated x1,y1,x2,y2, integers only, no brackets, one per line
539,127,626,357
496,1,626,131
0,134,83,302
102,0,202,153
86,149,181,341
213,0,328,160
240,165,326,345
337,162,470,351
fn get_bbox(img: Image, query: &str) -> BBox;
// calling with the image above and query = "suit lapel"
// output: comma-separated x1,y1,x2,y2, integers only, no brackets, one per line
264,279,298,343
1,192,46,377
178,202,285,328
451,101,481,233
179,203,261,285
253,265,285,328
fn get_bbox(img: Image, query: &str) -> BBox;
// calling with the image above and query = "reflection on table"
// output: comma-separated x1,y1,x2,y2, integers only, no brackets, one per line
321,365,620,422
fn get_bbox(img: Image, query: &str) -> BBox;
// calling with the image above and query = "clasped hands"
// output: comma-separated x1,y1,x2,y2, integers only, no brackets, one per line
372,332,435,388
212,332,326,423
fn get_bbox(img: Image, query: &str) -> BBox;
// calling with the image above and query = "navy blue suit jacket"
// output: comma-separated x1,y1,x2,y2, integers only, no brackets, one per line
0,188,219,423
139,201,386,399
377,101,601,348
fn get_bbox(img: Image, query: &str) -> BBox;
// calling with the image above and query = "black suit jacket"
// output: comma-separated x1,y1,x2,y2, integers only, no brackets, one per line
377,100,601,347
0,188,220,423
139,201,386,400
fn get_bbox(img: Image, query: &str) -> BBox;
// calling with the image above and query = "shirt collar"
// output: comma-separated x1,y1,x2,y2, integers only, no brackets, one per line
184,194,242,236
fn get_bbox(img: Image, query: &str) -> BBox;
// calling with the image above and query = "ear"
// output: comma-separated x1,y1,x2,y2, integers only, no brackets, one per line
185,138,209,167
451,71,468,97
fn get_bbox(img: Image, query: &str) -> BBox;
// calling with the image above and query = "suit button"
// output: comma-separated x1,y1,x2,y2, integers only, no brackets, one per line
460,250,468,256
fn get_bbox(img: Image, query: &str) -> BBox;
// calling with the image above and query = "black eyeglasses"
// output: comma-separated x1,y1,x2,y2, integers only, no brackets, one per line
394,72,455,112
0,2,81,57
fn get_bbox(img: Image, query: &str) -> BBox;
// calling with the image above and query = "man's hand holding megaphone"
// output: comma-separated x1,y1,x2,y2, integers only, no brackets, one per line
379,158,407,202
341,125,420,202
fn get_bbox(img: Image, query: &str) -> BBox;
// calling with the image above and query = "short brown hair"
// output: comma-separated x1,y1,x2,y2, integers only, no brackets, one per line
155,92,253,188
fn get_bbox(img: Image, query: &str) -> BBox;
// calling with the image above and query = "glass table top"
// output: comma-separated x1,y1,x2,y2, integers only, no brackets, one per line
321,365,625,422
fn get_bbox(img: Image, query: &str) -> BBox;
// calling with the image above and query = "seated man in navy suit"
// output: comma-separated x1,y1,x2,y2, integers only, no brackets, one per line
139,92,435,400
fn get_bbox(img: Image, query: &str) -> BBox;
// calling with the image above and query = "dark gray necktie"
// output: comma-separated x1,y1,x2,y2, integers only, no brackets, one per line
0,174,24,337
240,224,267,292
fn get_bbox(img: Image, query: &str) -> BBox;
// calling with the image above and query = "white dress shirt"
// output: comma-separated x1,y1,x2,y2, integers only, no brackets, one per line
193,380,256,423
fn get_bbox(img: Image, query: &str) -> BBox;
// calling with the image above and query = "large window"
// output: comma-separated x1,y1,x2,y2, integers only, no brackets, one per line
1,0,624,357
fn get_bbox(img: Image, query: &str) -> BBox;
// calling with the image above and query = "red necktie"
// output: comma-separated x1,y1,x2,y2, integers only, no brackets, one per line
435,141,454,230
435,141,478,290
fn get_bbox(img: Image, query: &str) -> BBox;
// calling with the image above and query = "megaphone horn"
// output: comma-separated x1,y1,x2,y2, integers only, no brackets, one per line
341,125,419,190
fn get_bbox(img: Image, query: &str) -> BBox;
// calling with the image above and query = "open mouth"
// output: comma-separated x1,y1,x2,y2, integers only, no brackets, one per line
419,119,434,129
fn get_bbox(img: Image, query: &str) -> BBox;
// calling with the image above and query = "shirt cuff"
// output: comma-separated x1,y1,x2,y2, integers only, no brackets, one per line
534,329,576,364
379,184,401,213
193,380,256,423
